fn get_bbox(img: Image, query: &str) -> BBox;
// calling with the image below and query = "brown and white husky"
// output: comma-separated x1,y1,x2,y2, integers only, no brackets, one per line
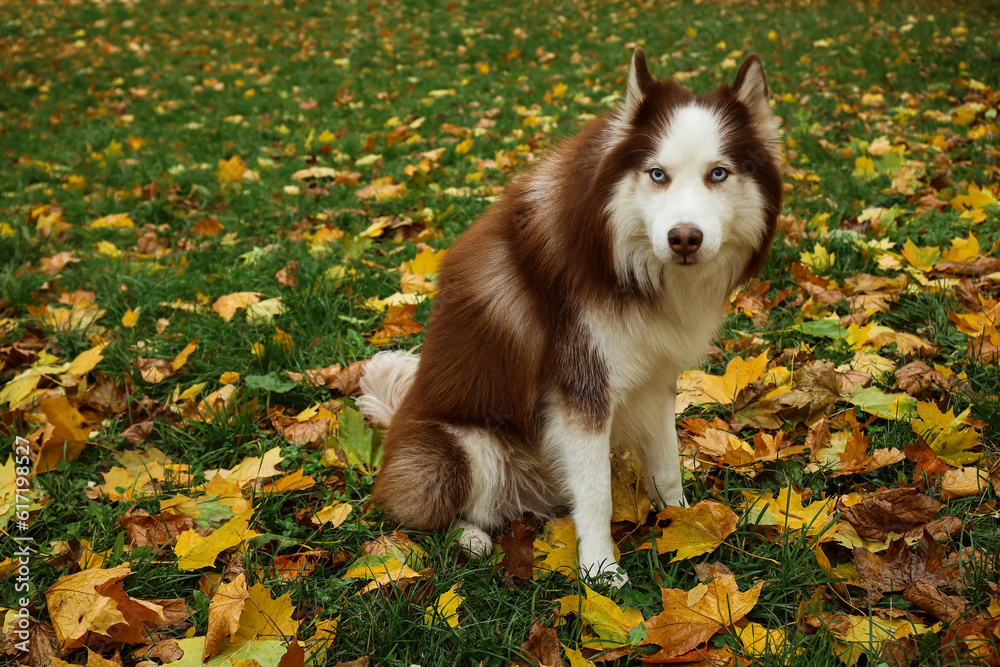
358,50,782,585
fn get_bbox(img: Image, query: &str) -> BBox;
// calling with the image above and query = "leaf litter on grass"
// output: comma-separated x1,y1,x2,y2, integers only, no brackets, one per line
1,0,999,665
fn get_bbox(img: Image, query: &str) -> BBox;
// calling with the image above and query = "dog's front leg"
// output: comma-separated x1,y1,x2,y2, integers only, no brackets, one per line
634,376,688,510
548,410,628,587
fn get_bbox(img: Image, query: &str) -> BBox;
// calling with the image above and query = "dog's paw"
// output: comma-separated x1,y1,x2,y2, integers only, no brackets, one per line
579,553,630,589
455,521,493,559
581,560,630,589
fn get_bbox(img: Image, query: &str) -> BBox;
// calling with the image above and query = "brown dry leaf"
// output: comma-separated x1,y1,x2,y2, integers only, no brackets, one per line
203,573,249,661
370,304,423,344
903,580,967,623
852,531,958,603
642,564,762,661
276,260,299,287
499,517,536,582
641,501,737,562
119,508,198,547
903,437,950,478
35,396,91,474
516,619,562,667
330,360,365,396
135,357,174,384
38,251,79,275
839,488,943,541
894,361,950,397
212,292,264,322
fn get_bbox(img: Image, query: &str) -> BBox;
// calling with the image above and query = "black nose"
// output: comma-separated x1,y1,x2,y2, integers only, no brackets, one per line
667,224,703,256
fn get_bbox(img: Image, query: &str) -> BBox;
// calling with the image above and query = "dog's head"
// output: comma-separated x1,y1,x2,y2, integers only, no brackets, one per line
603,49,783,291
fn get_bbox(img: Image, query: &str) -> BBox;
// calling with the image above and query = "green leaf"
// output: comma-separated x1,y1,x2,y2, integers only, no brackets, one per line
790,320,849,339
245,372,297,393
337,405,379,468
847,386,917,421
163,636,291,667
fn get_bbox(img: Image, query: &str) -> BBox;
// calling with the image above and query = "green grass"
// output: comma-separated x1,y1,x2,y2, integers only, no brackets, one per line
2,0,1000,665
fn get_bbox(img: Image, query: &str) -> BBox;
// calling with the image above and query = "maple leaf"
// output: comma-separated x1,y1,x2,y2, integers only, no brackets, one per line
298,616,339,665
212,291,264,321
344,554,428,594
804,613,929,666
424,583,463,628
174,507,257,570
45,563,166,649
700,351,769,406
910,401,982,466
217,156,247,183
35,396,91,474
204,573,249,660
642,565,762,660
557,584,644,650
89,212,134,229
744,487,835,538
641,500,738,562
838,487,943,541
310,500,352,527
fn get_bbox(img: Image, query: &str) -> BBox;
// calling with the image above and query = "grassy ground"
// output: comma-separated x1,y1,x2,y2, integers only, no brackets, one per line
1,0,999,665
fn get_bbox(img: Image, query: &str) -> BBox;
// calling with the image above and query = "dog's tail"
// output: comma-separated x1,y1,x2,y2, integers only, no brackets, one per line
357,350,421,427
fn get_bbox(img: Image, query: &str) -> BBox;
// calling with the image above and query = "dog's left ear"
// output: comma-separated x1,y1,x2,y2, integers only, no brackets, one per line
733,55,771,120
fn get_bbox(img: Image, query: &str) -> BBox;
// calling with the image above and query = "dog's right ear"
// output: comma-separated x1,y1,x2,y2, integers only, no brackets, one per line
623,48,654,119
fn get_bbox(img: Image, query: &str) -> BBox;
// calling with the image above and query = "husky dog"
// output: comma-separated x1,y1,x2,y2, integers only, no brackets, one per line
359,50,782,585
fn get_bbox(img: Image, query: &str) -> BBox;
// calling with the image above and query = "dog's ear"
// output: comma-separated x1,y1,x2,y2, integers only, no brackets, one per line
733,54,771,120
623,48,654,119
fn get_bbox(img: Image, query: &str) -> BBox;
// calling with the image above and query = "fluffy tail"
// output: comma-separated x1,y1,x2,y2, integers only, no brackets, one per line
356,350,421,427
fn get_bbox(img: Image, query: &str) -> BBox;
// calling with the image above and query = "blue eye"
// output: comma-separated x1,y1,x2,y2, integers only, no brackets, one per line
711,167,729,182
650,168,667,183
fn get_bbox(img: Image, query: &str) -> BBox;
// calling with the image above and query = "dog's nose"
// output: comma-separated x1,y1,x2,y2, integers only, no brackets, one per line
667,224,703,256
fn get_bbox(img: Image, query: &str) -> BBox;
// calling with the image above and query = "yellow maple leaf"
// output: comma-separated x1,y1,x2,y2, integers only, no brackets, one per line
424,584,463,628
899,239,941,271
405,247,447,276
175,507,256,570
738,622,791,659
941,232,980,263
642,500,738,562
800,244,835,272
557,584,644,649
744,487,834,537
345,555,424,593
232,583,299,644
212,291,264,321
121,309,139,328
90,212,134,229
311,501,352,527
701,351,769,406
950,182,996,211
217,156,247,183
